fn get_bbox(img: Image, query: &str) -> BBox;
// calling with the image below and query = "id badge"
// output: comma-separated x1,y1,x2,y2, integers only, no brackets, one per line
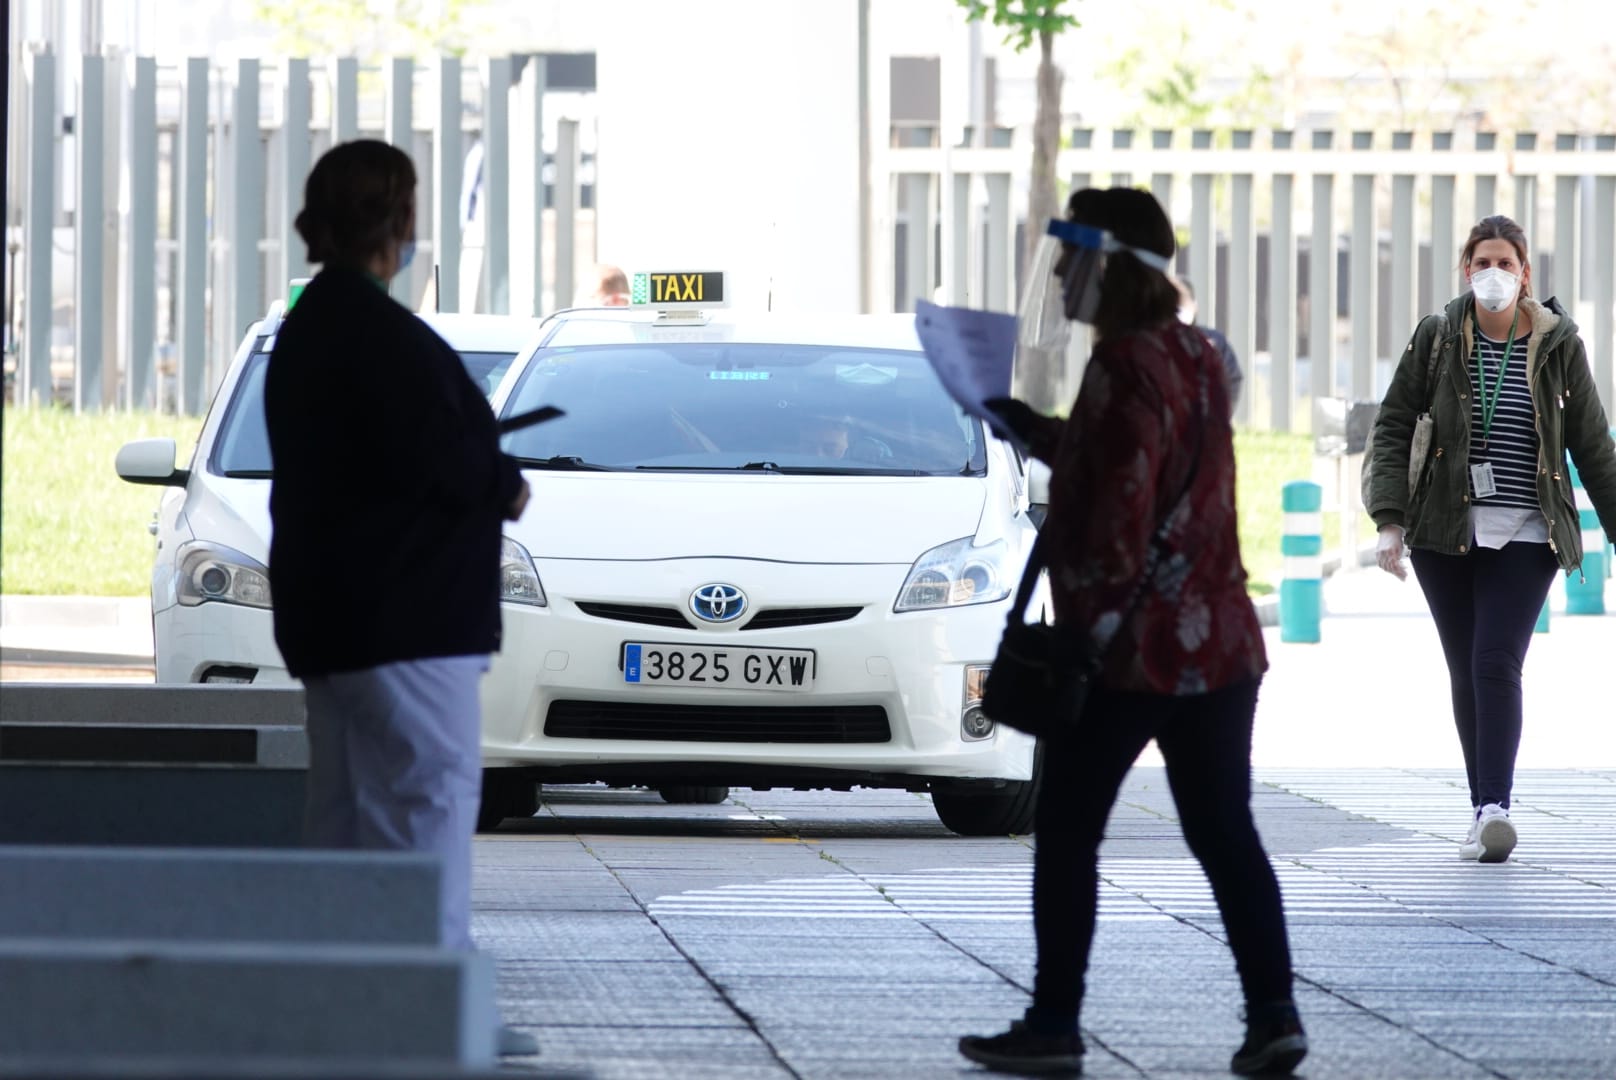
1470,462,1498,499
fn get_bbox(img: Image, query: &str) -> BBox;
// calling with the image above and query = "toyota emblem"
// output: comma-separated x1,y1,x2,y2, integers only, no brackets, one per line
690,583,747,623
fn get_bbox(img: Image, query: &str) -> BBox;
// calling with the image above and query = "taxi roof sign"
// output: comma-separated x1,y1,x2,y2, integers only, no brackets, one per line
630,271,727,310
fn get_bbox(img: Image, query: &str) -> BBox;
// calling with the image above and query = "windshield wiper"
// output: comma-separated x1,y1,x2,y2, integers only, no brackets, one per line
634,461,783,473
513,455,615,471
222,469,273,479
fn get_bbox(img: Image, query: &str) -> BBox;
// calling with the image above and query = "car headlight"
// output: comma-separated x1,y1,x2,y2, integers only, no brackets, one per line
894,537,1012,612
500,537,547,606
175,541,272,609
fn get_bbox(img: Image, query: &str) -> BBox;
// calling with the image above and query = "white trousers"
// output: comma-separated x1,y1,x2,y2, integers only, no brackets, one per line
302,655,486,951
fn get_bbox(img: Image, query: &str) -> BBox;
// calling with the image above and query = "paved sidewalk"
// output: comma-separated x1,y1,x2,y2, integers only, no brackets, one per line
473,769,1616,1079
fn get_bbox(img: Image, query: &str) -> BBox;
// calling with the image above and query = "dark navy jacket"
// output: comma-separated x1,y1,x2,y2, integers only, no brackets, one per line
264,267,524,677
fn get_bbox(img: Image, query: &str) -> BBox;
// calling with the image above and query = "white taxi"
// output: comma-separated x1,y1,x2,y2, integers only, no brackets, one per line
477,272,1044,835
118,274,1045,836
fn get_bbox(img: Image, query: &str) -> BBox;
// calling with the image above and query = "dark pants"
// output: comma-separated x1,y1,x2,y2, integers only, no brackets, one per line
1410,541,1559,810
1028,678,1294,1029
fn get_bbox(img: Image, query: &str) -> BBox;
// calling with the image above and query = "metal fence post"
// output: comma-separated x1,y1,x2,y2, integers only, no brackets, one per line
232,59,262,357
1551,133,1579,303
511,54,544,317
1388,131,1415,396
1310,129,1336,412
984,127,1012,313
554,116,579,310
482,57,511,315
1474,131,1497,219
1270,130,1297,433
434,56,462,313
177,57,208,416
1280,480,1324,643
1349,130,1376,403
75,54,106,412
1229,129,1255,427
127,56,158,410
332,57,358,144
23,51,55,407
1189,129,1215,329
1513,132,1538,242
1431,132,1457,303
385,57,423,306
282,58,310,291
1149,128,1173,212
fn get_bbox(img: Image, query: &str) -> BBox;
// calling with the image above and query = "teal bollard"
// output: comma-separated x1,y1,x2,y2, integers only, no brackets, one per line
1565,458,1607,615
1535,598,1551,634
1279,481,1323,643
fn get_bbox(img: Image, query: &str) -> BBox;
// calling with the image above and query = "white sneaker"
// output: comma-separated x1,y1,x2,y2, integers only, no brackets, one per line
1475,803,1516,863
1458,812,1482,860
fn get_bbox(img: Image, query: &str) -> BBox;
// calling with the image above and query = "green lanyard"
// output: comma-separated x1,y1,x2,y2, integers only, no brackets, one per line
1472,307,1519,449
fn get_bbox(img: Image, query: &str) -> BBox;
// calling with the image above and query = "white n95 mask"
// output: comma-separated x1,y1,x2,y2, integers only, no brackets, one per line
1017,219,1174,350
1469,267,1519,313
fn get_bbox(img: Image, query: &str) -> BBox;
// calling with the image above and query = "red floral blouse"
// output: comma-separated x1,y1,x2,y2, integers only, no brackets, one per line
1024,322,1267,696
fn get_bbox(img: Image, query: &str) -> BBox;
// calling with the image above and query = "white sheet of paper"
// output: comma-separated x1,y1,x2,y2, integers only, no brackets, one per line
913,300,1018,433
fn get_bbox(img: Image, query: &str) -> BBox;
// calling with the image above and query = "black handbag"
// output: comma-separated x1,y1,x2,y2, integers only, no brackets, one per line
982,370,1206,739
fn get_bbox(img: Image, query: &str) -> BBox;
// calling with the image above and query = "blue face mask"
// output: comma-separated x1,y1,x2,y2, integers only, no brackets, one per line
397,240,416,274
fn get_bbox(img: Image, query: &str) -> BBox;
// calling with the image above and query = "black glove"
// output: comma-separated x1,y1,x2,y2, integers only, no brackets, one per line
982,397,1043,447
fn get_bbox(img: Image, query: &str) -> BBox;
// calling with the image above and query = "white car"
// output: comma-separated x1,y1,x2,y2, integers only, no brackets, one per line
119,281,1046,836
116,298,542,686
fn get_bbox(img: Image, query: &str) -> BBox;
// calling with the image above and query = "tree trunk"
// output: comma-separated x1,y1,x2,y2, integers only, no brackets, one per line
1019,27,1066,412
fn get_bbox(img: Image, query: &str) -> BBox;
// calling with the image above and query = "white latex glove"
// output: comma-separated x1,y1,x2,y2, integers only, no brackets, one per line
1376,524,1408,581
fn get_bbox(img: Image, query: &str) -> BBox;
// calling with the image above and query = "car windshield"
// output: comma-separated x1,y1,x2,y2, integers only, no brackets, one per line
211,349,516,477
499,343,986,476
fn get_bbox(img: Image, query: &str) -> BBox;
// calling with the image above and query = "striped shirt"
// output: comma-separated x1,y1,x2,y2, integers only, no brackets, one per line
1468,327,1539,511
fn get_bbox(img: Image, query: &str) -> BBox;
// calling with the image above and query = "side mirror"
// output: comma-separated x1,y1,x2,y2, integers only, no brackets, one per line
1026,459,1051,529
116,438,190,487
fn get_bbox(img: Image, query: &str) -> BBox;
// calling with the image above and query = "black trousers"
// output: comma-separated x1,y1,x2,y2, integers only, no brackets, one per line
1410,541,1559,810
1028,678,1294,1027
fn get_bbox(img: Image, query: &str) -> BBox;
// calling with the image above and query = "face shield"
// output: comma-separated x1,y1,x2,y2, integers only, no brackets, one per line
1017,219,1175,349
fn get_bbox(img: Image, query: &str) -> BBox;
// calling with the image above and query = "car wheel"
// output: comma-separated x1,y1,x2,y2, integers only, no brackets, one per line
657,785,730,805
476,770,539,832
931,745,1043,836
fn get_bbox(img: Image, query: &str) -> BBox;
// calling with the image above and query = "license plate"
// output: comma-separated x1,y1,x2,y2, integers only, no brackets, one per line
622,643,815,692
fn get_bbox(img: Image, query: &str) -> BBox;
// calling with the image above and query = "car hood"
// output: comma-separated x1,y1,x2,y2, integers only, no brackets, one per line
186,474,273,565
517,473,989,564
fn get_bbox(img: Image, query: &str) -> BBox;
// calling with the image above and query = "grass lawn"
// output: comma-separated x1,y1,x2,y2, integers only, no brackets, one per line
1,409,1335,597
1,407,203,596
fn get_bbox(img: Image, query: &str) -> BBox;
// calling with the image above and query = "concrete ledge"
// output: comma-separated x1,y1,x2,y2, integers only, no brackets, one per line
0,684,306,727
0,1060,561,1080
0,722,307,767
0,763,305,847
0,846,440,945
0,939,496,1066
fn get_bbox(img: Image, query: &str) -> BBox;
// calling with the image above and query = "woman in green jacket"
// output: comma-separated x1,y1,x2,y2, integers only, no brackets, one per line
1365,215,1616,864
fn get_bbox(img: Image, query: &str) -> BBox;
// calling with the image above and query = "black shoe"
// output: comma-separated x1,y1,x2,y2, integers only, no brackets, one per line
960,1020,1083,1075
1231,1000,1307,1076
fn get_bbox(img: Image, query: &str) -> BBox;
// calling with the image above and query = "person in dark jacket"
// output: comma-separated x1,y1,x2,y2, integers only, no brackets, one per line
1366,214,1616,863
958,188,1305,1077
266,139,534,1054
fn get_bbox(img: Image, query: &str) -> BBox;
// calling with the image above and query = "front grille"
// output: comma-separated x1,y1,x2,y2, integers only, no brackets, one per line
575,602,692,629
742,606,864,630
544,700,891,743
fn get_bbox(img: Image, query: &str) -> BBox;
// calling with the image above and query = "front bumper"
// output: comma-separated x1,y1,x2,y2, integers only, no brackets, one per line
479,560,1033,784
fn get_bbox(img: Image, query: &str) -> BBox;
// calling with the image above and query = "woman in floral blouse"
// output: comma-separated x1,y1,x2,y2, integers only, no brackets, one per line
958,188,1306,1078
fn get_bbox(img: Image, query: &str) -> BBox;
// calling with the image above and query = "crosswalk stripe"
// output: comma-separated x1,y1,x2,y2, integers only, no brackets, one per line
650,770,1616,921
